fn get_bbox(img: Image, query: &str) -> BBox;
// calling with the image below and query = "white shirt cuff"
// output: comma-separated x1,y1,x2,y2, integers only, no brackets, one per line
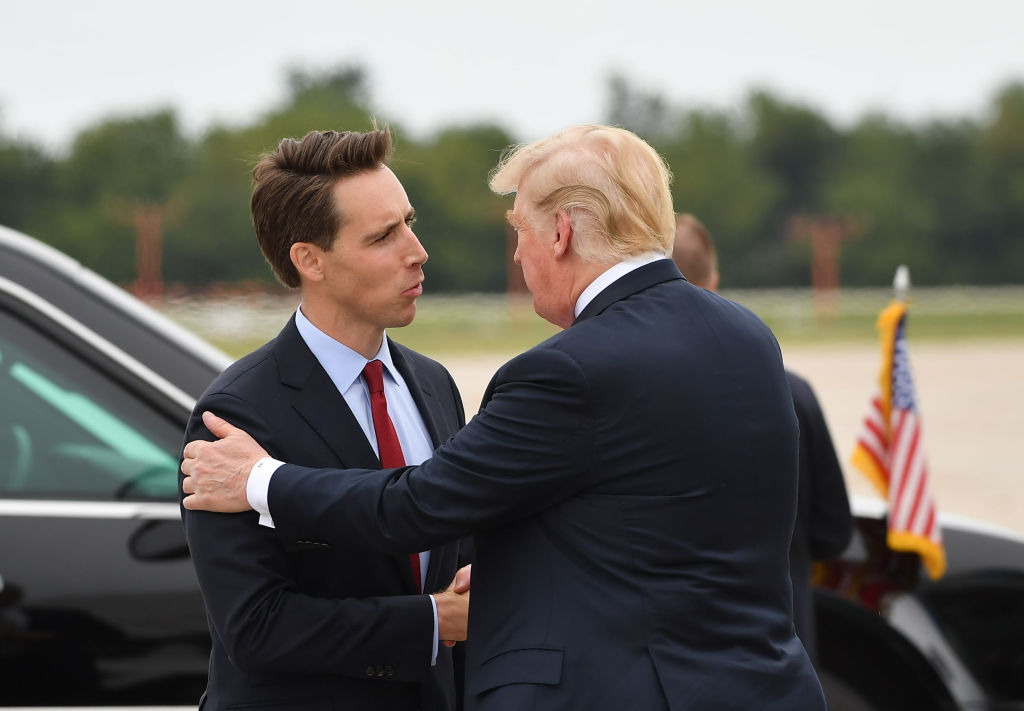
429,593,439,666
248,456,284,528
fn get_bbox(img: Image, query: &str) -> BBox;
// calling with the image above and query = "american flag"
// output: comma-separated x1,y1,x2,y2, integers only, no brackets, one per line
852,301,946,580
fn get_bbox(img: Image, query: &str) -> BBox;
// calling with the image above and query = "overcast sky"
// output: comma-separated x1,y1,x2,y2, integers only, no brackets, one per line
3,0,1022,153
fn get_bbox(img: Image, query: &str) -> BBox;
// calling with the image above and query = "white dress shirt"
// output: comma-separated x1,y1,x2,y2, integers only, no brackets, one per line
574,251,665,318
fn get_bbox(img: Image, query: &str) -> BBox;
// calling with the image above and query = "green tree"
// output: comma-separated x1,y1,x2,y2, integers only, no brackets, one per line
826,115,941,286
165,65,378,286
975,82,1024,282
656,108,784,286
38,109,191,283
0,135,56,232
747,91,840,214
395,124,514,292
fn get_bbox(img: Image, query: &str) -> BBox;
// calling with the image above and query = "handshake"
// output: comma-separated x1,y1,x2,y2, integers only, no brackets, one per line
435,564,472,648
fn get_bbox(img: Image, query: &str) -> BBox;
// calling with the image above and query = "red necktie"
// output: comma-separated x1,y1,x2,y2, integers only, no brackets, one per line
363,359,422,593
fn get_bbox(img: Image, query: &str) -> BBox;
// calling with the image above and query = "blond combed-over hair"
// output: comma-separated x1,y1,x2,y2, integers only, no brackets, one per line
489,125,675,263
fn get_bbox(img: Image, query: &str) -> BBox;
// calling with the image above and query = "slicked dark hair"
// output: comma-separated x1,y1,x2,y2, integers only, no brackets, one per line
251,127,392,287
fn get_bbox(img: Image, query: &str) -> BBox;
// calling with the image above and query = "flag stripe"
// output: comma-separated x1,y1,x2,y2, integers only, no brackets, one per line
922,500,936,540
863,418,887,451
904,457,928,533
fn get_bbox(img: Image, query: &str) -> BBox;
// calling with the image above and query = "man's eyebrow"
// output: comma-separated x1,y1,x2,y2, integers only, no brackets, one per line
360,207,416,243
505,209,517,226
360,218,400,242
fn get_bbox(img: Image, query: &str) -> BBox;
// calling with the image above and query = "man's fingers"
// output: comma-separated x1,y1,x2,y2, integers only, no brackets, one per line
181,475,196,495
202,411,237,440
453,564,472,593
182,440,200,462
181,493,213,511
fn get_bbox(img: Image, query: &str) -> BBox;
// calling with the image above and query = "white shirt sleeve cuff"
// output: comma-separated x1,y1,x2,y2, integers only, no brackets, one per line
429,593,439,666
247,457,284,528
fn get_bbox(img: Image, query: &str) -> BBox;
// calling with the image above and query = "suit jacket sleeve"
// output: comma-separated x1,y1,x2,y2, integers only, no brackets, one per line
270,347,593,552
181,391,435,680
789,374,854,559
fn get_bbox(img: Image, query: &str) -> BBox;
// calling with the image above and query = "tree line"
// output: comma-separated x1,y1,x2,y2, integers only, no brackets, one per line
2,66,1022,292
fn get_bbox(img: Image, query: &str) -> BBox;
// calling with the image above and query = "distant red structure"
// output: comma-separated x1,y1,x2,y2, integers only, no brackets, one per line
788,215,861,319
130,203,168,300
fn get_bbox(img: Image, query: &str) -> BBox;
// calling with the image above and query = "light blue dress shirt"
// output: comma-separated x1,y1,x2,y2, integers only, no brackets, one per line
249,306,440,662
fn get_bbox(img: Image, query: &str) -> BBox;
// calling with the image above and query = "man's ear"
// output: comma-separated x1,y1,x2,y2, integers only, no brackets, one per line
552,210,574,258
290,242,325,283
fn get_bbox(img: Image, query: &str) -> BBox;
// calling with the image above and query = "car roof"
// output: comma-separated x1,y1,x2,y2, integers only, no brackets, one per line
0,225,230,399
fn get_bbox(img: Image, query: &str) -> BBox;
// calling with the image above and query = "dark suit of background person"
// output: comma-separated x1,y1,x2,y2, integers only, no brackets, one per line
266,258,826,711
787,371,854,662
180,316,465,711
670,212,854,665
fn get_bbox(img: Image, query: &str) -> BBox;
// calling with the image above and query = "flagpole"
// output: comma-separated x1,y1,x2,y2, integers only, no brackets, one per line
893,264,910,303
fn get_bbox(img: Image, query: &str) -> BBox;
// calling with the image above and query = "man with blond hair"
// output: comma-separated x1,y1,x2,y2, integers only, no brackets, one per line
181,125,826,710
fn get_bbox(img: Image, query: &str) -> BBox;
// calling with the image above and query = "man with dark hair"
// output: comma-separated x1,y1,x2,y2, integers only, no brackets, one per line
180,128,469,711
182,125,827,710
671,212,854,663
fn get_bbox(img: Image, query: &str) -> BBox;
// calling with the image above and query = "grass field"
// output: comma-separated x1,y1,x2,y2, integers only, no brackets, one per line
161,286,1024,359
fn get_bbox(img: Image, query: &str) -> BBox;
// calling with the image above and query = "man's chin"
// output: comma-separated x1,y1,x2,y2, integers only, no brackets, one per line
388,306,417,329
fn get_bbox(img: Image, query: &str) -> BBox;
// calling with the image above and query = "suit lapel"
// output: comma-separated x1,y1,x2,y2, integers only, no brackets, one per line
574,258,685,324
274,318,420,593
274,316,380,469
388,338,444,447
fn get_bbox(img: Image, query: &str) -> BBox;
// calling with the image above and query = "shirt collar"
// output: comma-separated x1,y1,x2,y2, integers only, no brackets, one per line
295,306,397,392
573,251,665,318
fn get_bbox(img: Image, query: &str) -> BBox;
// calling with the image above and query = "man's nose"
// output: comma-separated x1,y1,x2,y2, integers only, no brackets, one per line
407,230,428,265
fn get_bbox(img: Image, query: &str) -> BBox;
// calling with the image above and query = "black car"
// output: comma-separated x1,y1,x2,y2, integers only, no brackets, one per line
0,224,227,706
815,499,1024,710
1,224,1022,710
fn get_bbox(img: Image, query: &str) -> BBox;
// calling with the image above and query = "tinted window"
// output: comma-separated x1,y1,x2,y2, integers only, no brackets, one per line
0,308,181,500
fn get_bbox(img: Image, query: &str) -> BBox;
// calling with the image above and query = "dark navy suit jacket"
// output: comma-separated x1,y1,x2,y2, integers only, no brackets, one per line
180,317,465,711
267,261,827,710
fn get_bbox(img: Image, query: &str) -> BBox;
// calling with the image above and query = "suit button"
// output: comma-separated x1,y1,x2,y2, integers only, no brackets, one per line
385,666,394,677
365,666,375,678
376,665,385,677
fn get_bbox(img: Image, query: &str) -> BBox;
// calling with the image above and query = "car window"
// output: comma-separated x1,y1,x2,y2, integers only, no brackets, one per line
0,307,182,501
